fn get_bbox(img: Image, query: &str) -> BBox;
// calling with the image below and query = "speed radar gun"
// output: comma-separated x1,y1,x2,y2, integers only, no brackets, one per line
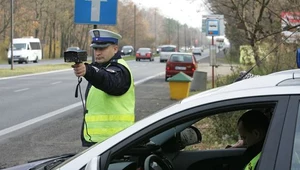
64,50,88,64
64,49,88,98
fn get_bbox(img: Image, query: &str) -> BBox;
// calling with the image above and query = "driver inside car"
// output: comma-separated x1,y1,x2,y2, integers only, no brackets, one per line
233,110,270,170
226,107,273,149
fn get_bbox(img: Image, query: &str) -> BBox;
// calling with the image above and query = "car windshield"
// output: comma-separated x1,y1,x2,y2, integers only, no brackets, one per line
138,48,150,52
193,48,201,52
12,43,26,50
161,47,176,52
170,54,192,62
123,47,133,51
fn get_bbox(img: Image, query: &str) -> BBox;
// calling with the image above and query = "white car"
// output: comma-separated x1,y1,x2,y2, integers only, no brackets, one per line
7,37,42,64
159,45,176,62
5,69,300,170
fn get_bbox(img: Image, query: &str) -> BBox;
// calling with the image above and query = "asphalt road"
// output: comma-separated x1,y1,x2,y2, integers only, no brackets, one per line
0,50,210,168
0,51,210,135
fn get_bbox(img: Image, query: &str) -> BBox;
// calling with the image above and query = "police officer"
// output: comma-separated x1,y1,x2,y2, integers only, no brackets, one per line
72,29,135,147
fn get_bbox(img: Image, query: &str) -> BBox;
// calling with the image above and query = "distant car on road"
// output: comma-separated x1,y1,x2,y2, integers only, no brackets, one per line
165,52,198,81
156,45,163,54
66,47,80,51
7,37,42,64
135,48,154,61
159,45,177,62
121,45,134,56
192,47,202,56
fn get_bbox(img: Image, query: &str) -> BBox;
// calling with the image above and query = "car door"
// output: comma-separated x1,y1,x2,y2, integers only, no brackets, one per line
271,95,300,170
172,97,289,170
98,95,289,170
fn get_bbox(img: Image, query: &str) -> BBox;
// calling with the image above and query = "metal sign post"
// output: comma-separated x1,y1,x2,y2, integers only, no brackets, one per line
206,19,219,88
203,14,224,88
10,0,14,70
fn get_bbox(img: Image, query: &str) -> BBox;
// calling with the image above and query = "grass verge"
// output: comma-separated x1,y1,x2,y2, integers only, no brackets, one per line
0,63,73,77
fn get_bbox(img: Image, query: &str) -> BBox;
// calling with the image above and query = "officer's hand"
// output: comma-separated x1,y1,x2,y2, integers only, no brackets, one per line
72,63,86,77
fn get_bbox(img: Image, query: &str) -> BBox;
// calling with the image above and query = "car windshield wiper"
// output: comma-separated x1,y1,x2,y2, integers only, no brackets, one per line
29,153,75,170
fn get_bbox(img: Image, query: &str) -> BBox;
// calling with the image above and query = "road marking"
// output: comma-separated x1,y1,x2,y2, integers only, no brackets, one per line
134,72,164,85
0,73,165,137
0,69,72,80
51,81,62,85
14,88,29,92
0,103,82,137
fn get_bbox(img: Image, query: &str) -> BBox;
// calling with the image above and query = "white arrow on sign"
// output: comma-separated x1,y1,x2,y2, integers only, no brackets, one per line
86,0,108,22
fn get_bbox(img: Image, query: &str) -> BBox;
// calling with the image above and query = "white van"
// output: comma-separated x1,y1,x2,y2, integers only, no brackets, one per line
159,45,177,62
7,37,42,64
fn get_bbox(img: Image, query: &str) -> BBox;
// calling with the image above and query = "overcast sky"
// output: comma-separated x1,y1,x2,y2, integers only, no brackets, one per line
131,0,210,28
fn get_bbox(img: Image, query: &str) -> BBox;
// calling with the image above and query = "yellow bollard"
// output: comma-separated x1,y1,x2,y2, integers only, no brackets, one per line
168,72,192,100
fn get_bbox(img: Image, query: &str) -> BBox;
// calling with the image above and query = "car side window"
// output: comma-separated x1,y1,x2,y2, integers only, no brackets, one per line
185,110,245,150
291,103,300,168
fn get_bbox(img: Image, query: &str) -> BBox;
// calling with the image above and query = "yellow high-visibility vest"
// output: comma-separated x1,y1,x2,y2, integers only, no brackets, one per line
244,152,261,170
83,59,135,143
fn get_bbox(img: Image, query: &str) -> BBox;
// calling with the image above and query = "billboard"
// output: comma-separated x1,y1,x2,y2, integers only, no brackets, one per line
281,12,300,43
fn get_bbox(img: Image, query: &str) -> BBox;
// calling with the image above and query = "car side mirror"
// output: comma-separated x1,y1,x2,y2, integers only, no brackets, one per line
180,126,202,146
85,156,100,170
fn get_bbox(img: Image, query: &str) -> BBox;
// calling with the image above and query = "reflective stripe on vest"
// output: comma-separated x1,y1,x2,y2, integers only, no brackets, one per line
84,58,135,143
85,114,135,122
244,152,261,170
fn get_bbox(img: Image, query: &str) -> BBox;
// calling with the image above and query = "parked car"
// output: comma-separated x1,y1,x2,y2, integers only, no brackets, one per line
121,45,134,56
5,68,300,170
136,48,154,61
66,47,80,51
165,52,198,81
159,45,177,62
192,47,202,55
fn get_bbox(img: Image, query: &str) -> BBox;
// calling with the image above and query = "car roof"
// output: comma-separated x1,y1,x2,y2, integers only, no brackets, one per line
122,45,133,48
161,45,176,47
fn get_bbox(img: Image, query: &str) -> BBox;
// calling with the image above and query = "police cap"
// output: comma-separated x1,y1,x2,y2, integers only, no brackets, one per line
89,29,122,48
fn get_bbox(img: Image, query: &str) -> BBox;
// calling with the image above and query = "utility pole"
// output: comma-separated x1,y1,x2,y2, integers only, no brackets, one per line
154,8,157,49
10,0,14,70
168,18,170,44
134,4,136,53
184,24,187,52
177,22,179,50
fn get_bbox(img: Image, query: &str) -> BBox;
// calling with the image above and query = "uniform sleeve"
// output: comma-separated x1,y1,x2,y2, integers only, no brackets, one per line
83,63,131,96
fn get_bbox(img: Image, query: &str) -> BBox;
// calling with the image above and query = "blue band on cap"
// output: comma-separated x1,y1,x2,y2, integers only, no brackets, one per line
92,37,118,44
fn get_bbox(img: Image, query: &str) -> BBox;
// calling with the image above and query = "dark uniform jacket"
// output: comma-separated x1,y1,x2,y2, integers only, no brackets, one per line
81,51,132,147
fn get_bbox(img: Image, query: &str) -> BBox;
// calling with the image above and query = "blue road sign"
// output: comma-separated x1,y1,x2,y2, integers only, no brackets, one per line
296,48,300,68
206,19,220,36
74,0,118,25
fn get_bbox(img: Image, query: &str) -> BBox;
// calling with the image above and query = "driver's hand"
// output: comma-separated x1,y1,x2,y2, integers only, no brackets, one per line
231,140,245,148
